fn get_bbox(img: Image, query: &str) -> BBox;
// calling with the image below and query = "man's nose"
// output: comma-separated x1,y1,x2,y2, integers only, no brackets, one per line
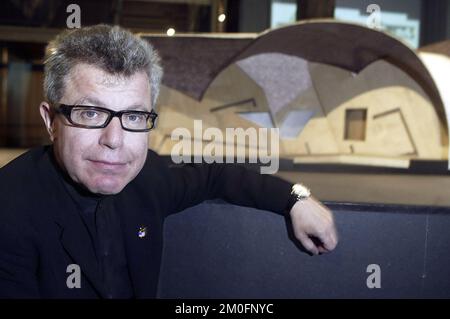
99,117,124,149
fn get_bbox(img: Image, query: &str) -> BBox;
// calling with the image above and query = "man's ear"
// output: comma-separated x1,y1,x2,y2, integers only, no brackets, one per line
39,102,56,142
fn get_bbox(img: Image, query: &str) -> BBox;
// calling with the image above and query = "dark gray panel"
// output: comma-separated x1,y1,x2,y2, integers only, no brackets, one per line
158,202,446,298
422,212,450,298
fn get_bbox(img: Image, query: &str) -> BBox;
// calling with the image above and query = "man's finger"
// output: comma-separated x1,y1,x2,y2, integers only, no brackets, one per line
326,228,339,250
318,246,329,254
297,233,319,255
319,231,337,251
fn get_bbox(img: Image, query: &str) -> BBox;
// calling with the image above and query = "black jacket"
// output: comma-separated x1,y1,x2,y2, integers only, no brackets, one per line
0,145,293,298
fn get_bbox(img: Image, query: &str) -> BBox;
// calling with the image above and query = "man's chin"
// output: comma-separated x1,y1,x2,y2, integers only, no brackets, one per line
85,179,127,195
95,188,123,195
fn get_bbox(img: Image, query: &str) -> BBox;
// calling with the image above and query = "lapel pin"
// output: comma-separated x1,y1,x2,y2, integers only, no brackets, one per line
138,226,147,238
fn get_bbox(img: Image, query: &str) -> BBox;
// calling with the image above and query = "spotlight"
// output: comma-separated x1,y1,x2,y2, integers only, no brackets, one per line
166,28,176,36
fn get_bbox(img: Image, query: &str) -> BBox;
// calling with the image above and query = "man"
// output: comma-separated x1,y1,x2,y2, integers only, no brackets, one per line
0,25,337,298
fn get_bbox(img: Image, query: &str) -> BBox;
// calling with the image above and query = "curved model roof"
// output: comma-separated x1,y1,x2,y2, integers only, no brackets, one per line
141,20,446,130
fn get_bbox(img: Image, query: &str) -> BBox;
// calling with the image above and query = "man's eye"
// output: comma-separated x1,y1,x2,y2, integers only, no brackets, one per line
81,110,98,119
127,114,144,122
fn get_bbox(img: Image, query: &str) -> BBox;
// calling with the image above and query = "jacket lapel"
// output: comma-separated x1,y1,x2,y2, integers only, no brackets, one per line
54,206,106,298
40,146,106,297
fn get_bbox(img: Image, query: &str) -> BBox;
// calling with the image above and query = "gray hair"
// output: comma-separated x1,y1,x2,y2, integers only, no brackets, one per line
43,24,163,108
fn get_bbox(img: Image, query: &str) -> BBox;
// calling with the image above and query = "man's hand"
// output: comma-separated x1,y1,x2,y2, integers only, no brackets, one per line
289,196,338,255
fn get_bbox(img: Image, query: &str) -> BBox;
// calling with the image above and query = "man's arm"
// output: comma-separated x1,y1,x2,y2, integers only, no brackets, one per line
165,162,292,215
163,160,338,255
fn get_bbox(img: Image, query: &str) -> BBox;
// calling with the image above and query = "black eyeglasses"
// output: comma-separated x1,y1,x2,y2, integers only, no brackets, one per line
54,104,158,132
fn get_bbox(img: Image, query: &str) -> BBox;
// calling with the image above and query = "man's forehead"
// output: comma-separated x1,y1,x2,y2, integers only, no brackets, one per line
68,63,148,86
73,96,149,111
63,63,151,109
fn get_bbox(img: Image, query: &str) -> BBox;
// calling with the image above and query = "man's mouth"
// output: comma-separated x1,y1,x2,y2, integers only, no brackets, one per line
88,159,128,171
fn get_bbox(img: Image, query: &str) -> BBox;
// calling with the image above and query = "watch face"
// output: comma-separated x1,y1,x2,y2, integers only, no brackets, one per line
292,183,311,199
